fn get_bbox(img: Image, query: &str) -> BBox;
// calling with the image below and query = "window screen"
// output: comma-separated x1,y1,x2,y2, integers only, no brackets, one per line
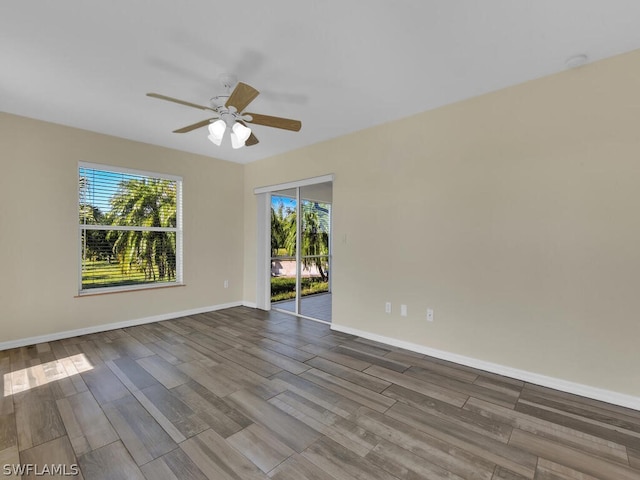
78,163,183,292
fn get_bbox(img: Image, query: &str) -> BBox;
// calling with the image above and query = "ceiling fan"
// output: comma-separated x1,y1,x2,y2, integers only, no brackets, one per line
147,75,302,149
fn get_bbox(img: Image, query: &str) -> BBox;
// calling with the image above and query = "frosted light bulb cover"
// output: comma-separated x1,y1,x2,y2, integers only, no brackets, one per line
230,132,244,149
208,119,226,139
208,134,222,146
232,122,251,143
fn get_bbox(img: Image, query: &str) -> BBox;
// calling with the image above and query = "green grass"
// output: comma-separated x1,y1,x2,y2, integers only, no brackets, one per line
270,276,329,302
82,260,174,289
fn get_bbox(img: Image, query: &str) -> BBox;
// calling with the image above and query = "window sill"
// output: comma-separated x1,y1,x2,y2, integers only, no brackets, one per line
75,283,186,298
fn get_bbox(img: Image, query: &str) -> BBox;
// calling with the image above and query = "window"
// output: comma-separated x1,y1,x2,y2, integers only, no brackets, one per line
78,163,183,293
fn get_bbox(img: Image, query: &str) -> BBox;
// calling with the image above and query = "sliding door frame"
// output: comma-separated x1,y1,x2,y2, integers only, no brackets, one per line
254,174,334,313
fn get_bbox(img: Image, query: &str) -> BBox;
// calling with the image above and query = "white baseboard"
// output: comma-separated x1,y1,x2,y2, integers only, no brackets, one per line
242,301,257,308
0,301,244,351
331,323,640,412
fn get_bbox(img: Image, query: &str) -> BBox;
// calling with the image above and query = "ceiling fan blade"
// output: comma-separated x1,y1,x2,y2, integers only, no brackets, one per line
147,93,215,111
172,118,215,133
245,132,259,146
245,113,302,132
238,121,259,146
225,82,259,112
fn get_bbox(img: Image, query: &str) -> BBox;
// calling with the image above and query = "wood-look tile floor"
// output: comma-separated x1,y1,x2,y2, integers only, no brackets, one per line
1,306,639,480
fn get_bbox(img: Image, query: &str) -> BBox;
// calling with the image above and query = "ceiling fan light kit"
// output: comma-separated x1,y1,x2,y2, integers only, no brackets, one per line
207,119,226,146
147,77,301,149
231,122,252,149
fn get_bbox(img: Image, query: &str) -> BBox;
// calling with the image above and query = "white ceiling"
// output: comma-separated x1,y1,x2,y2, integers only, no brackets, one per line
2,1,640,164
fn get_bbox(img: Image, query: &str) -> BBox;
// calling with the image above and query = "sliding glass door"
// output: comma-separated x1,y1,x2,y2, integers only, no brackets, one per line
269,182,332,322
298,184,331,320
270,188,299,315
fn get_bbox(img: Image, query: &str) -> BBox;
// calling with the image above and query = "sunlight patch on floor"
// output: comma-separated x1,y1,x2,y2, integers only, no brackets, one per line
3,353,93,396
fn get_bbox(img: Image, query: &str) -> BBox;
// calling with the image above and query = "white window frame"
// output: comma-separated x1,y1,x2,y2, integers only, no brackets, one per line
78,162,183,295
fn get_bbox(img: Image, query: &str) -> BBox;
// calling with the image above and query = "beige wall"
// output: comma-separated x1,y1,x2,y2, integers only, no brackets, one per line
0,113,245,343
2,49,639,398
243,50,640,397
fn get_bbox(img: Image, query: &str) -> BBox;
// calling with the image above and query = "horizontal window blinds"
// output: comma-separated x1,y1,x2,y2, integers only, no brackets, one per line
78,164,182,292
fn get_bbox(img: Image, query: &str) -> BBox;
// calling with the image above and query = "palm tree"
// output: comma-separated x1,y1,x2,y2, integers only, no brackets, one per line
79,175,114,262
300,203,330,281
281,201,330,282
80,205,114,261
270,202,289,257
107,178,177,281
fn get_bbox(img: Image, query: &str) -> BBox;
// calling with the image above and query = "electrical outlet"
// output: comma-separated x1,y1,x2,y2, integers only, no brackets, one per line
427,308,434,322
385,302,392,314
401,304,408,317
223,280,229,288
